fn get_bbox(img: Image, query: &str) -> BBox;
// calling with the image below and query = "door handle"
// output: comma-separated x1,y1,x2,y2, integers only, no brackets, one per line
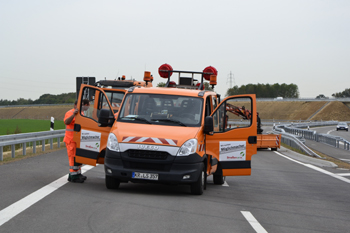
248,136,257,144
74,124,81,132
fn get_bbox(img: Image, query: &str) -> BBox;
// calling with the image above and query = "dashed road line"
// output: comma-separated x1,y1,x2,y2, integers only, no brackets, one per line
0,165,95,227
241,211,268,233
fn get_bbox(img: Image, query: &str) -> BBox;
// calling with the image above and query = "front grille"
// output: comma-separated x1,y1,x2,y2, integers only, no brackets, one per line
127,162,170,171
127,150,169,160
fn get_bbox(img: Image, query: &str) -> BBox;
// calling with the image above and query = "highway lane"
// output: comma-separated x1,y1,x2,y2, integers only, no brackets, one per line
305,124,349,139
1,148,350,232
307,125,350,163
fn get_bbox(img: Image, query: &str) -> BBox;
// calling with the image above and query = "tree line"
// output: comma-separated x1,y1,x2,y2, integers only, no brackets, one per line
226,83,300,98
0,93,76,106
332,88,350,98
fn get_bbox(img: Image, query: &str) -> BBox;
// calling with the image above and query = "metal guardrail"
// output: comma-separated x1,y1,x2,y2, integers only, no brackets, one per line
273,121,350,157
273,126,322,158
0,130,65,161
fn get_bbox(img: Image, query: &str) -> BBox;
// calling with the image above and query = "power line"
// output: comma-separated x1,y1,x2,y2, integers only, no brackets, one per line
226,71,235,88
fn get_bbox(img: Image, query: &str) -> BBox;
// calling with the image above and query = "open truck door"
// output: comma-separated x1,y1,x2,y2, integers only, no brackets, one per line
73,84,122,166
205,94,257,178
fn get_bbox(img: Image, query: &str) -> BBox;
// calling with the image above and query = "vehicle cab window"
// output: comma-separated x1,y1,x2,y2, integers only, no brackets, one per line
212,97,253,132
118,93,203,127
80,86,114,122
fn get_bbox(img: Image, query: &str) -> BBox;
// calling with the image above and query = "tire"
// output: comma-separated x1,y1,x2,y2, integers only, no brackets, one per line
190,165,205,195
271,147,277,151
105,175,120,189
213,173,225,185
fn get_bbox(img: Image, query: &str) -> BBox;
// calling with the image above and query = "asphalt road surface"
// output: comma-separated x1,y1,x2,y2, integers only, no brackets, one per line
1,147,350,233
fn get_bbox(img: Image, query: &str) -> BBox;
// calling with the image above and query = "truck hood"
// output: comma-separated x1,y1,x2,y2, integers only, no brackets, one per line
113,122,201,147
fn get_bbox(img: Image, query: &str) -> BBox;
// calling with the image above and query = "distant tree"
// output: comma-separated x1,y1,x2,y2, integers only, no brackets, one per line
203,82,213,91
316,94,328,99
332,88,350,98
157,82,166,87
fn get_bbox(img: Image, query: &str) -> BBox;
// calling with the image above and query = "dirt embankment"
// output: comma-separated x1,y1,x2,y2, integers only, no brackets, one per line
255,101,350,121
0,101,350,121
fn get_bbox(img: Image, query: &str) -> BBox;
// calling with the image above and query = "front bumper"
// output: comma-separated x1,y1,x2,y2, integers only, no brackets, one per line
337,127,348,130
104,148,204,184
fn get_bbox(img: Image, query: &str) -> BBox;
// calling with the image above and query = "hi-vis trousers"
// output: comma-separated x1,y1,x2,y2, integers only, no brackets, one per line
66,141,82,176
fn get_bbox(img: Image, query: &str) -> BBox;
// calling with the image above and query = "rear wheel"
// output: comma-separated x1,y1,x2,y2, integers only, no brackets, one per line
190,165,205,195
271,147,277,151
105,175,120,189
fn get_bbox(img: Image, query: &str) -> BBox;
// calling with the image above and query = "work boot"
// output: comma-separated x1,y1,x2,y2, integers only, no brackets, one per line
70,177,85,183
68,174,85,183
79,174,87,180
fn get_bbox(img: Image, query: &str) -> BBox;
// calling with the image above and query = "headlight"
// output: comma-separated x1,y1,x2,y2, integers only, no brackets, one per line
107,133,120,152
177,139,197,156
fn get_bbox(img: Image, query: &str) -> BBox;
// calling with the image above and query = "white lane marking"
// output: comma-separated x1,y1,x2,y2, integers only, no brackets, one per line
340,159,350,162
274,151,350,184
336,173,350,177
222,181,229,187
0,165,95,227
327,130,335,134
241,211,268,233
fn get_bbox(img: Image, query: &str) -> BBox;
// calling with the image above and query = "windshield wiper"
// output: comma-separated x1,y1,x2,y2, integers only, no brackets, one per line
151,118,187,126
122,116,152,124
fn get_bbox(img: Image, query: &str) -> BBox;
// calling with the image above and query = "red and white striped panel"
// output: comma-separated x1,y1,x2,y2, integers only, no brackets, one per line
122,136,178,146
197,144,205,152
276,136,279,146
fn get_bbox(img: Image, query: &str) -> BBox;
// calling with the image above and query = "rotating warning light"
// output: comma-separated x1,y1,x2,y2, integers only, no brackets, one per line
144,71,151,82
158,63,173,78
210,75,217,86
203,66,218,81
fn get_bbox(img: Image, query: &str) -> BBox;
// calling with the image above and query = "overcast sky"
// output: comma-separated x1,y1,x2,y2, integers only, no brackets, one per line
1,0,349,101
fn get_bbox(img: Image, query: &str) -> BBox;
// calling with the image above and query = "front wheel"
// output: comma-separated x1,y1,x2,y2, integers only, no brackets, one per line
190,165,205,195
105,175,120,189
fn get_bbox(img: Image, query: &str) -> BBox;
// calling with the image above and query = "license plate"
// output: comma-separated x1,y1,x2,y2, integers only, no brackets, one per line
132,172,159,180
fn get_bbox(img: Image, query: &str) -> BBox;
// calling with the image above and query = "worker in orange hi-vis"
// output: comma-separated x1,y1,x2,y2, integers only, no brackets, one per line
64,99,90,183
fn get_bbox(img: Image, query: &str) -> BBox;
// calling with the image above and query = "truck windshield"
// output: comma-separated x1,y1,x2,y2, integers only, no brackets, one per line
118,94,203,127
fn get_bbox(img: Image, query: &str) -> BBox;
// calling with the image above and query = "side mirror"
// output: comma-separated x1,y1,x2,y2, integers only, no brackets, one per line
204,116,214,134
98,109,115,127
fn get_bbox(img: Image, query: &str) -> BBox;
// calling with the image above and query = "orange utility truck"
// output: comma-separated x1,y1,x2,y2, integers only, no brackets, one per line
73,64,258,195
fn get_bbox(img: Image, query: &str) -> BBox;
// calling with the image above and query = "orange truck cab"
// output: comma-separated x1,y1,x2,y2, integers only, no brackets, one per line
73,64,257,195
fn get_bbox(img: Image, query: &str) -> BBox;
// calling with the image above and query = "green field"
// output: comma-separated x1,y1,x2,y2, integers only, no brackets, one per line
0,119,65,135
